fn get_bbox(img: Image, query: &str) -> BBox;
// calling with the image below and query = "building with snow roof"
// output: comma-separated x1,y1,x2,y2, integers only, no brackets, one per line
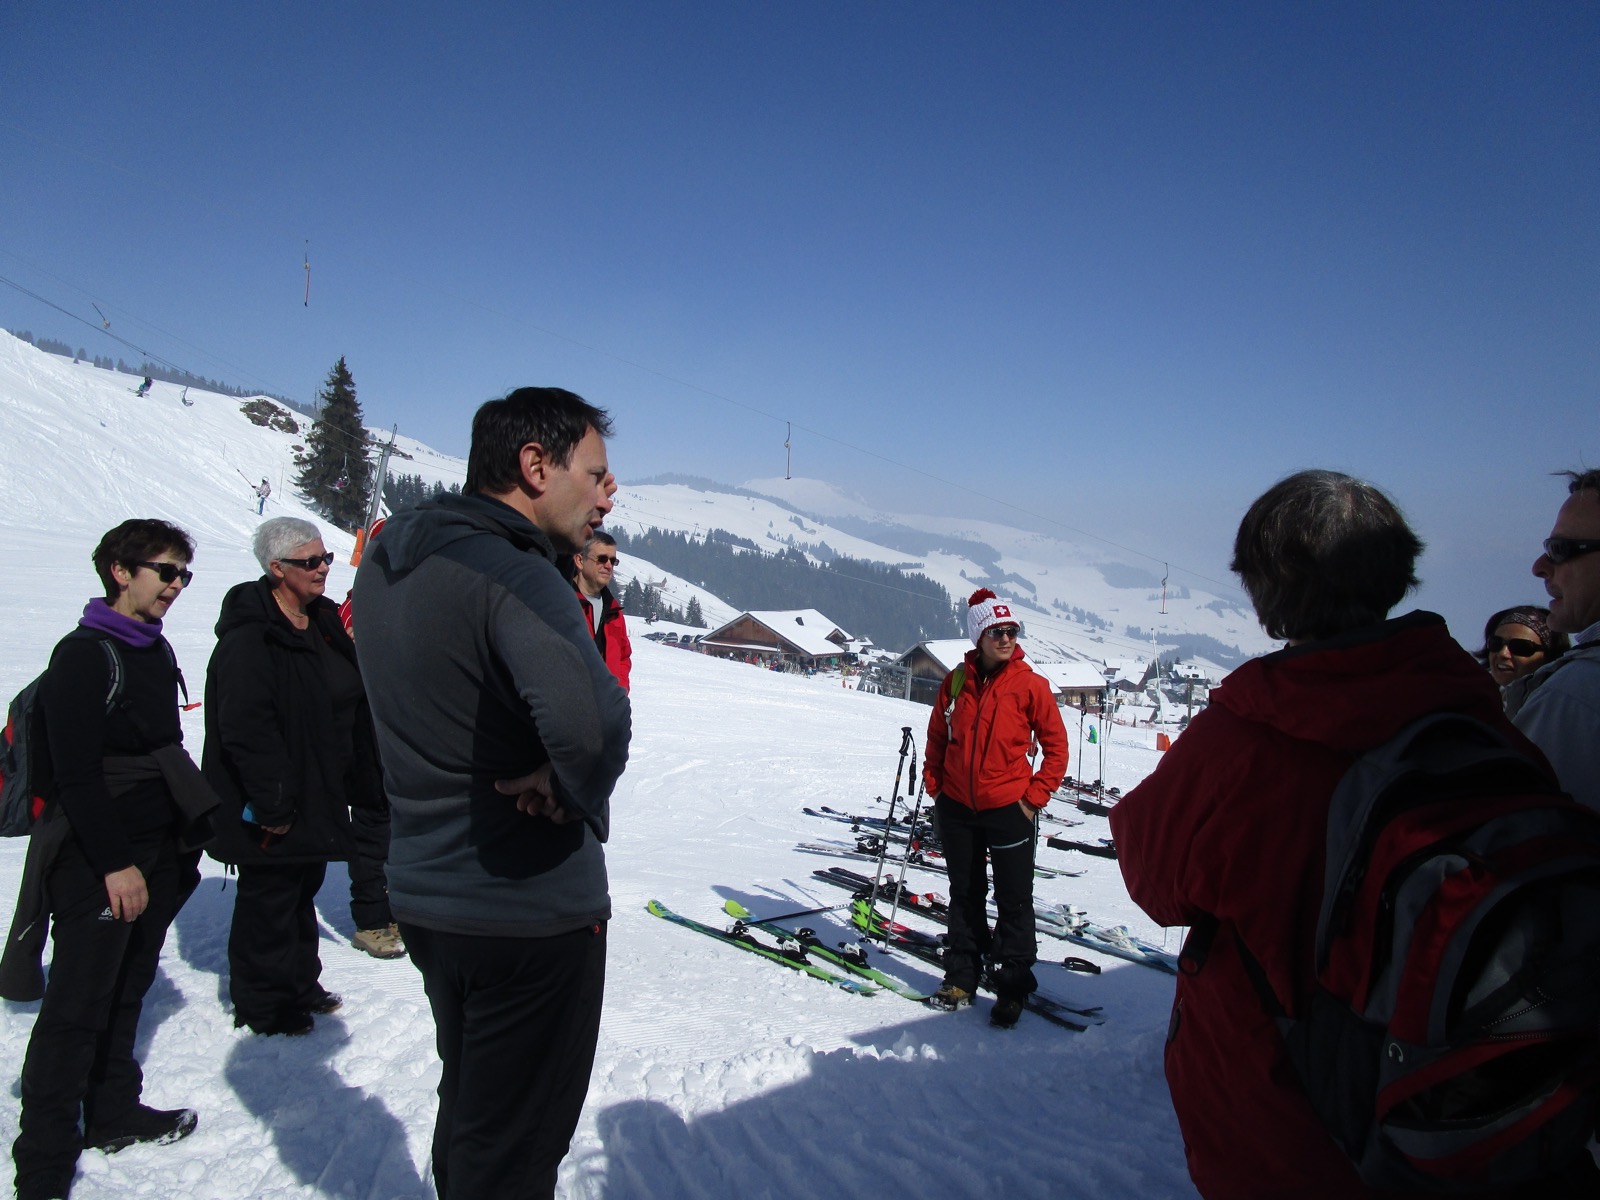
1031,661,1111,711
698,609,854,669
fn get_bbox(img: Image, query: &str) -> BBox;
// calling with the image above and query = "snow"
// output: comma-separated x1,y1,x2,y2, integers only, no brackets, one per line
0,331,1200,1198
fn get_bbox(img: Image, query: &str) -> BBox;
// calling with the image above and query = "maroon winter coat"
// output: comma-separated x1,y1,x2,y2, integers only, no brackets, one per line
1110,612,1552,1200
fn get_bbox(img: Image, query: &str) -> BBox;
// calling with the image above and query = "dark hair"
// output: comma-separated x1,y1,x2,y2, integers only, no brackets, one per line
92,519,196,601
585,531,617,553
1560,468,1600,500
1474,605,1569,666
464,387,613,495
1231,470,1422,642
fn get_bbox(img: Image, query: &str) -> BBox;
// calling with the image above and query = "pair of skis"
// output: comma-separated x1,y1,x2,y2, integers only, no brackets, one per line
848,901,1104,1031
648,898,934,1001
810,864,1173,975
648,898,1108,1031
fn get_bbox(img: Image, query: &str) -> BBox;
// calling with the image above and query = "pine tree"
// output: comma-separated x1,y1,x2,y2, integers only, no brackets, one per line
685,596,705,628
295,357,373,530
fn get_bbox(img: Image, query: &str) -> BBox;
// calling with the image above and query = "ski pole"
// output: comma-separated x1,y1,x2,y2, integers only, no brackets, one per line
723,898,844,925
864,726,913,936
885,755,924,937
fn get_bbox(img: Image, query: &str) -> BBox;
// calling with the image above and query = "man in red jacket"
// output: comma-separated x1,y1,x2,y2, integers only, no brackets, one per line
574,531,631,692
923,589,1067,1027
1110,470,1597,1199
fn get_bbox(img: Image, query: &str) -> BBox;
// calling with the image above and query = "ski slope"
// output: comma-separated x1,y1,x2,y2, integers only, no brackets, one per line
0,331,1198,1198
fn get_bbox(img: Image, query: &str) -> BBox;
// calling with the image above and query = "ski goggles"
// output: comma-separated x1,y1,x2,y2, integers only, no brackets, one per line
277,552,336,571
136,561,194,586
1485,635,1544,658
1542,537,1600,565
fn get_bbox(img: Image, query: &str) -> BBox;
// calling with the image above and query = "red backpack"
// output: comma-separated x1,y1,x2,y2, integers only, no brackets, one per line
1224,712,1600,1191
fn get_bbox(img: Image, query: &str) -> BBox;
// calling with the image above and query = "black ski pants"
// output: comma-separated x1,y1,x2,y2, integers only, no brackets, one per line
347,802,393,931
227,860,328,1025
935,794,1038,998
13,832,182,1197
400,919,606,1200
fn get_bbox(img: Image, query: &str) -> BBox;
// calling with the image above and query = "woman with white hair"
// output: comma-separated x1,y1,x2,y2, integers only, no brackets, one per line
202,517,383,1036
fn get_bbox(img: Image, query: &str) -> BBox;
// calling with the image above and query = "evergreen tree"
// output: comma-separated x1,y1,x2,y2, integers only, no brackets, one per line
295,357,373,530
685,596,705,628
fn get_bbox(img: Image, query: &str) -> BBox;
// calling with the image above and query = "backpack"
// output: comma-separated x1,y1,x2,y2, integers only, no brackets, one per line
940,665,969,740
1224,711,1600,1192
0,634,127,837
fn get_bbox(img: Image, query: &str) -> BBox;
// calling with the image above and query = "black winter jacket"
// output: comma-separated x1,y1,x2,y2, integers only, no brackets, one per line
202,578,383,866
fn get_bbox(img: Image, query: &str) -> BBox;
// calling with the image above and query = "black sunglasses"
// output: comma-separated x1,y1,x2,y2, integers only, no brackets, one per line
589,554,618,565
1543,537,1600,566
1486,635,1545,658
984,625,1022,640
277,552,336,571
135,561,193,586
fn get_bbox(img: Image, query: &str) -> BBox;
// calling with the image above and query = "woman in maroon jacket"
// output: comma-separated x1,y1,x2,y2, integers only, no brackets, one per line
1111,471,1595,1199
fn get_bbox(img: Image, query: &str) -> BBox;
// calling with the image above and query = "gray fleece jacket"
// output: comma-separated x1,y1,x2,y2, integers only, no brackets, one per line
1513,619,1600,814
352,492,630,937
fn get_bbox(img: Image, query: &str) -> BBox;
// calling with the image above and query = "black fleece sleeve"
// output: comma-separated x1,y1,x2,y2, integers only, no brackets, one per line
209,630,298,826
40,637,132,875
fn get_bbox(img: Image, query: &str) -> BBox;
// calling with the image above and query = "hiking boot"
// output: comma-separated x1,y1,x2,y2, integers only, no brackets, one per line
352,923,406,959
235,1009,313,1037
84,1104,198,1154
14,1173,69,1200
304,990,343,1015
929,983,973,1011
990,997,1025,1029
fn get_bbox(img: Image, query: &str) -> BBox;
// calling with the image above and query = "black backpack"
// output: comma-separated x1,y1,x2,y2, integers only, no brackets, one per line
0,631,187,837
1218,712,1600,1192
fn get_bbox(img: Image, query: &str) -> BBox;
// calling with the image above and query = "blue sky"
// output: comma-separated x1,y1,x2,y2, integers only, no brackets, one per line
2,2,1596,640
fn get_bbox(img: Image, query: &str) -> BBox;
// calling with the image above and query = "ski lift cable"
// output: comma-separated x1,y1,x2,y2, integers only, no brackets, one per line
0,134,1222,590
0,249,301,402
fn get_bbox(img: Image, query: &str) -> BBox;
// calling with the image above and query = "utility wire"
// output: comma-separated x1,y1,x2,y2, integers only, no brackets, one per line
0,120,1233,590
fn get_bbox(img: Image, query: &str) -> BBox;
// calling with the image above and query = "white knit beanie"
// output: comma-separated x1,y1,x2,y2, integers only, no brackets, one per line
965,588,1020,645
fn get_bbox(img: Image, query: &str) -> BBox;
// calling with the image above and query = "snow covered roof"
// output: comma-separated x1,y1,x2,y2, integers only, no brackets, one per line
1031,661,1111,691
705,609,851,658
897,638,974,673
1105,658,1149,685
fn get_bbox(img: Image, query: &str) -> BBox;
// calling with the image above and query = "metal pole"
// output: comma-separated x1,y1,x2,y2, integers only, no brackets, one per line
864,727,913,933
365,424,397,531
884,746,923,935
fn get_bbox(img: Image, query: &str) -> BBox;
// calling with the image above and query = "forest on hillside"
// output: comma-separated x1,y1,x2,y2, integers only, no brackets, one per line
613,527,960,652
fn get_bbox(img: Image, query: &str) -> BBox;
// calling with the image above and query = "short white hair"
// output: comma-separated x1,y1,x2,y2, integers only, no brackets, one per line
253,517,322,572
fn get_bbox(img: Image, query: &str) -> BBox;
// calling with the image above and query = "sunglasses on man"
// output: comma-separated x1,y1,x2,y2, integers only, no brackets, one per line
1543,537,1600,566
136,561,194,586
1486,635,1545,658
277,552,336,571
588,554,618,566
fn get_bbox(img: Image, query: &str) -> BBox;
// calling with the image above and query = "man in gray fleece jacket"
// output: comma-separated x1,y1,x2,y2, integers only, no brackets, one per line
353,386,629,1200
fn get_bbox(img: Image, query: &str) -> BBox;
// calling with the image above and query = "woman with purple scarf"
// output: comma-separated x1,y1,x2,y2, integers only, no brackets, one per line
10,519,212,1200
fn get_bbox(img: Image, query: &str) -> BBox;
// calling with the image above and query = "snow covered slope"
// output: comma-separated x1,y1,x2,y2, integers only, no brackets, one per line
0,329,1198,1199
614,475,1273,670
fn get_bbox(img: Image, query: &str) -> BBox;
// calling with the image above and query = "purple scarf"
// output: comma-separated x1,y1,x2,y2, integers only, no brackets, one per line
79,597,164,649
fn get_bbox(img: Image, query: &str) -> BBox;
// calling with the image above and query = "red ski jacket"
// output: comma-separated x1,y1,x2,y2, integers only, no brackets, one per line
1110,612,1550,1200
577,585,631,693
923,645,1067,812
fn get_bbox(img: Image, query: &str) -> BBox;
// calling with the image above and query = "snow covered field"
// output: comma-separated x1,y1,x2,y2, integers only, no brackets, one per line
0,334,1199,1198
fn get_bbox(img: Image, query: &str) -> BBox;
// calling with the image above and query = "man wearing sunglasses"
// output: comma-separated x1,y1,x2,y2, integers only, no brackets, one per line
573,530,631,692
1514,468,1600,812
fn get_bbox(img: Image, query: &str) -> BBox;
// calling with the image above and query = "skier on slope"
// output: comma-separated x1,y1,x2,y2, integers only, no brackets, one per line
134,377,152,398
253,479,271,515
923,588,1068,1027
